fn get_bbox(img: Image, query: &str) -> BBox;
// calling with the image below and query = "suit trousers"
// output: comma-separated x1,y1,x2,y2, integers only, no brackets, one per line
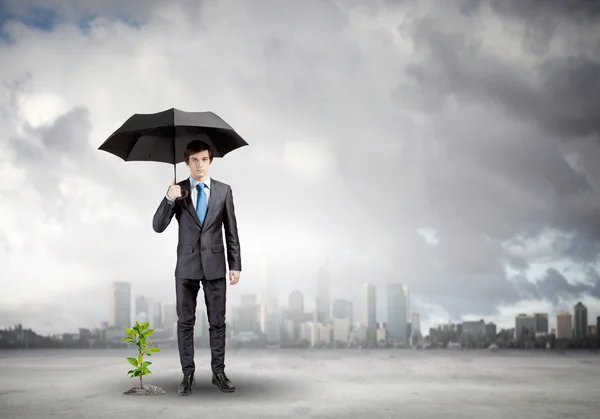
175,276,227,375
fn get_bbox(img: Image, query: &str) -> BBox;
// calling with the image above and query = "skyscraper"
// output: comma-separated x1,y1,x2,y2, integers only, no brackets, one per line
135,295,149,322
573,302,587,338
402,285,410,321
163,303,177,338
315,258,331,324
534,313,549,335
361,283,377,343
332,299,353,323
411,312,421,340
515,313,535,341
150,299,163,328
109,281,131,329
556,311,572,339
261,256,277,311
135,296,162,327
289,290,304,314
233,294,260,334
387,283,407,343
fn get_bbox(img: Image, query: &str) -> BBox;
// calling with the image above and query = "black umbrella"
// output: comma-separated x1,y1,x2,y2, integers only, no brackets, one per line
98,107,248,198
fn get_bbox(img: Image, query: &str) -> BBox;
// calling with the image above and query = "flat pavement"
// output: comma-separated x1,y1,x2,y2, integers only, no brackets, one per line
1,348,599,418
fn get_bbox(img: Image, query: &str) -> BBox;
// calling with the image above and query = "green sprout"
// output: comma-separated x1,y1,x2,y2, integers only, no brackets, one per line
122,321,161,388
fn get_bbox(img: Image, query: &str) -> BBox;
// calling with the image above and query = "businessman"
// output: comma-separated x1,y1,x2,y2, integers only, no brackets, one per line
152,139,241,396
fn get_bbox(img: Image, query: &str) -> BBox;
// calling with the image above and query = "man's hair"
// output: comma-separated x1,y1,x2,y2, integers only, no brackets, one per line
184,139,213,163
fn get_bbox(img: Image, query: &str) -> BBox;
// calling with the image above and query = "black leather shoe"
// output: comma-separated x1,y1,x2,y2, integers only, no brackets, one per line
212,372,235,393
178,373,196,396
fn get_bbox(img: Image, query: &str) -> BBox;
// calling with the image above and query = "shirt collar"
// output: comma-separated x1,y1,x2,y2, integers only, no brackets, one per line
189,176,211,189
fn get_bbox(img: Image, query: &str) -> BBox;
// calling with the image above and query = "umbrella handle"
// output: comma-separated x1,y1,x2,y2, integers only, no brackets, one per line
176,190,189,200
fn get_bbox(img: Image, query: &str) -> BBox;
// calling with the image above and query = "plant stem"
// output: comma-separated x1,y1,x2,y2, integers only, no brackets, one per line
139,341,143,388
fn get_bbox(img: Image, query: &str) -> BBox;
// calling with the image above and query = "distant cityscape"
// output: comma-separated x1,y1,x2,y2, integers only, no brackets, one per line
1,261,599,350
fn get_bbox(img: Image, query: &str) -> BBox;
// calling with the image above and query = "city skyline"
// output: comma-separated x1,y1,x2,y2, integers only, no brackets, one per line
3,278,596,343
2,267,598,336
3,277,599,353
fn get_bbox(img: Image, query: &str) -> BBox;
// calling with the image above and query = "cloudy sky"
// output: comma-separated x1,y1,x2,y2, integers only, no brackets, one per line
1,0,599,336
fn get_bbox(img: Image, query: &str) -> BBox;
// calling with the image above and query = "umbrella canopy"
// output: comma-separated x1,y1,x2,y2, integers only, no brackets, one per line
98,107,248,174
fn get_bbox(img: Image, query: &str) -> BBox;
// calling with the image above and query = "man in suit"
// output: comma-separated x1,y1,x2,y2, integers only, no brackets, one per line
152,139,241,396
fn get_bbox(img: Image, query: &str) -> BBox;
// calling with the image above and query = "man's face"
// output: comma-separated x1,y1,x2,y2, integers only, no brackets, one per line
186,150,211,179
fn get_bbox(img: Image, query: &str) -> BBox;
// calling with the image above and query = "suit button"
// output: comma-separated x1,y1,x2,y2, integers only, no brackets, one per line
201,247,206,251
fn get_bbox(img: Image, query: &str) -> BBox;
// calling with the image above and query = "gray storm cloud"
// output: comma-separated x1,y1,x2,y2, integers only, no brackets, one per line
397,2,600,278
515,267,600,306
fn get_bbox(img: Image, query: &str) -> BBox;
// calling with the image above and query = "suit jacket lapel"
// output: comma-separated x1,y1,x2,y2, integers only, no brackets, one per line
202,180,221,229
180,180,202,228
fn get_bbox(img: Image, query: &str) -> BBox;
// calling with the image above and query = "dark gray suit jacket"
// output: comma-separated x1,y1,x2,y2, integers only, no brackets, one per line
152,177,242,280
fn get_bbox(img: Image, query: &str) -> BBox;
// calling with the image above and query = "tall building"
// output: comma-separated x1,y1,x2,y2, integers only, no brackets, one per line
109,282,131,329
135,296,149,321
361,283,377,343
556,311,572,339
233,294,260,334
152,300,163,328
402,285,410,321
286,289,307,326
315,258,331,324
411,312,421,339
485,322,497,340
462,319,486,340
332,317,351,344
376,322,388,344
163,303,177,338
289,290,304,314
387,283,408,343
533,313,548,335
259,258,280,343
514,314,535,341
332,299,353,323
260,308,283,344
134,296,162,327
261,257,277,311
573,302,587,338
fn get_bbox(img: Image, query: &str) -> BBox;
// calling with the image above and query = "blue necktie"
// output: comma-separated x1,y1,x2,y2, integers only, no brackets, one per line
196,183,208,224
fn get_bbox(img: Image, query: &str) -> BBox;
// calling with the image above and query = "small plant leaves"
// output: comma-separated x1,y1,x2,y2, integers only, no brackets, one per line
124,321,162,388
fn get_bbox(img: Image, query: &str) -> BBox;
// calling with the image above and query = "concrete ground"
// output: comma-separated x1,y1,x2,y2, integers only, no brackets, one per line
0,348,599,418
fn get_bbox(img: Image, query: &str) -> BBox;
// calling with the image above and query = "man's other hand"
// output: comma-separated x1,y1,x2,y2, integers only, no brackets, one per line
229,271,240,285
